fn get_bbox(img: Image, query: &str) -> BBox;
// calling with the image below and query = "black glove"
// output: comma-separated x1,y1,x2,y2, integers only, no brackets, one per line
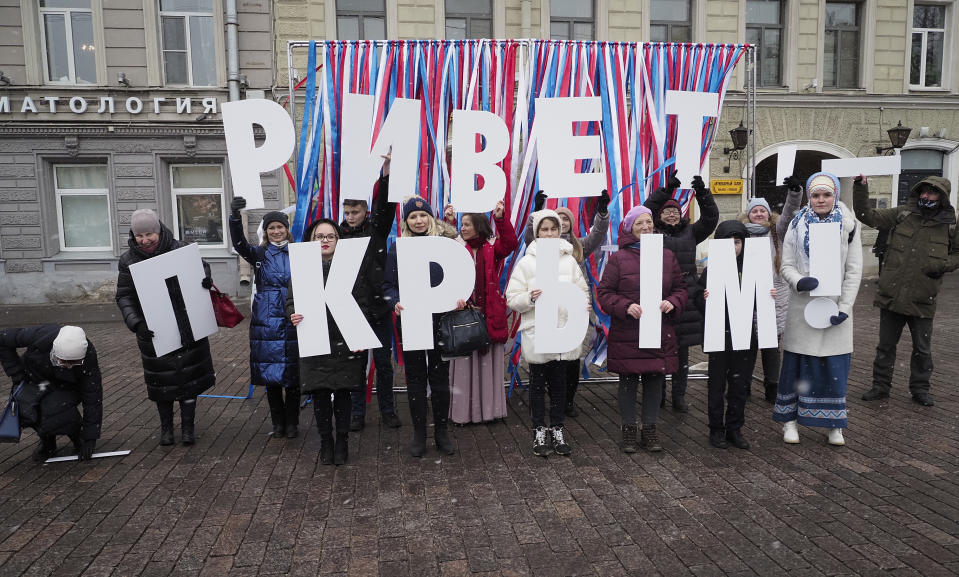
796,277,819,292
533,191,547,212
135,322,154,341
829,312,849,326
784,176,802,191
666,173,682,192
201,277,213,290
230,196,246,218
926,269,944,280
76,439,94,461
691,175,707,195
596,190,610,214
853,175,864,184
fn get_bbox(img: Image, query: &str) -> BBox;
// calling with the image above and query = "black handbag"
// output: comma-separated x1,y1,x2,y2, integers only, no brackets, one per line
436,306,491,359
13,381,43,429
0,384,23,443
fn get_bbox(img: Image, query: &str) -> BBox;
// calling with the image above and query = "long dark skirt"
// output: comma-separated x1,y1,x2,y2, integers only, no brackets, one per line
772,351,850,429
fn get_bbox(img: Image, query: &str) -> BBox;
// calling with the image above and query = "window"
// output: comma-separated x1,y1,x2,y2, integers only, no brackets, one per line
650,0,691,42
39,0,96,84
550,0,593,40
337,0,386,40
159,0,216,86
171,165,225,246
911,4,946,88
746,0,783,87
824,2,860,89
54,165,112,251
446,0,492,39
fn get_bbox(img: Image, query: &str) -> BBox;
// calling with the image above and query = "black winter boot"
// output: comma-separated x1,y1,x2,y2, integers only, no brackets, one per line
764,381,777,404
157,401,175,446
431,390,454,455
333,434,348,465
180,398,196,446
266,386,286,437
620,425,638,454
285,387,301,438
408,390,429,457
319,436,334,465
672,395,689,413
640,425,662,452
33,435,58,462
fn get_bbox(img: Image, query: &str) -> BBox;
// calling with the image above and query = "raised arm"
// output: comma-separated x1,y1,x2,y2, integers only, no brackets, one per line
371,175,398,240
777,177,805,241
690,178,720,244
853,178,900,230
228,215,257,263
581,207,611,257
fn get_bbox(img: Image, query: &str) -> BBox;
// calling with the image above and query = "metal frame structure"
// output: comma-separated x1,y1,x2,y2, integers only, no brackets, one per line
281,40,758,388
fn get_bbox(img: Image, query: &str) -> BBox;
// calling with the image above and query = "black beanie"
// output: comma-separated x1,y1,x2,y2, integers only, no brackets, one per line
261,211,289,230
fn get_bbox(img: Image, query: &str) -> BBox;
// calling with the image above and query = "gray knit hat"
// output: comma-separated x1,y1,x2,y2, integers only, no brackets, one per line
130,209,161,235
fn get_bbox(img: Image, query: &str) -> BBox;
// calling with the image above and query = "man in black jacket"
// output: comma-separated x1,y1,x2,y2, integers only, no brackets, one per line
341,156,402,431
0,325,102,462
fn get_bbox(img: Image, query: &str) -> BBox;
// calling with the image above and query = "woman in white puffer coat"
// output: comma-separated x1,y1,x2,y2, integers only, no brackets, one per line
506,209,590,458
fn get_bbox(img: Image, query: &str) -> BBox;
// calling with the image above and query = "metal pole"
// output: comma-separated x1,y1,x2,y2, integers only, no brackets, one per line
226,0,240,102
750,45,758,199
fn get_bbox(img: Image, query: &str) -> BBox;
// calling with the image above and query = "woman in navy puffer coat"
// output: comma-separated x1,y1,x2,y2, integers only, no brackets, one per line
229,198,300,439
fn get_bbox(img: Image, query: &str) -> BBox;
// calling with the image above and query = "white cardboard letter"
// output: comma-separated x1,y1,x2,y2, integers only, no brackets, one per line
396,236,475,350
533,239,589,354
703,238,778,352
534,97,604,199
288,238,380,357
341,93,420,203
665,90,720,186
638,234,663,348
821,156,901,178
809,222,842,296
450,109,510,212
221,99,295,210
776,145,798,186
128,244,218,357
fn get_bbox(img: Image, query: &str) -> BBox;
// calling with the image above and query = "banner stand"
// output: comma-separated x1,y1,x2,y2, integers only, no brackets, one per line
199,383,255,400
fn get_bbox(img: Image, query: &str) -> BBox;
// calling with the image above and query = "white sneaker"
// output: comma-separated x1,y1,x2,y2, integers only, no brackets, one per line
783,420,800,444
828,428,845,446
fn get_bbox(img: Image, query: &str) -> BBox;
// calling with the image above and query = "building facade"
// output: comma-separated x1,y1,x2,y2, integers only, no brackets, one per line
276,0,959,272
0,0,283,304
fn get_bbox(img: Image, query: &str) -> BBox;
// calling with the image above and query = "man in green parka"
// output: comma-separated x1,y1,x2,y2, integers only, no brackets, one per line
853,175,958,406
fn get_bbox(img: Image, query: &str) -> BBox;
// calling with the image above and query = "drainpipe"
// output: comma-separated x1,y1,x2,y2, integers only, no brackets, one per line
226,0,240,102
521,0,531,37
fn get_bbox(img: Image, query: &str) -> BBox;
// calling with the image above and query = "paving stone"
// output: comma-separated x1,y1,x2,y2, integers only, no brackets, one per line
1,276,958,576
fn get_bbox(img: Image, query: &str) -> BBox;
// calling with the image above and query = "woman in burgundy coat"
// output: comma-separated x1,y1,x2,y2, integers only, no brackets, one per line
448,200,519,424
598,206,687,453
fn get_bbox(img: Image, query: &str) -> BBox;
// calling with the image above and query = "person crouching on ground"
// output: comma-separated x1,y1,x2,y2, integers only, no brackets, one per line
597,206,686,453
0,325,102,462
505,209,590,457
288,219,373,465
773,172,862,446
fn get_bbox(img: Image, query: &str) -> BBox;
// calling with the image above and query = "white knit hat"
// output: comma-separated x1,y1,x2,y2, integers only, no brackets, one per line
52,326,88,361
531,209,561,237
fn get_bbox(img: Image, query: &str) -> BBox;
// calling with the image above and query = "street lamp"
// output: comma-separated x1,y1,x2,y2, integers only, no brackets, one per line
876,120,911,154
723,121,750,173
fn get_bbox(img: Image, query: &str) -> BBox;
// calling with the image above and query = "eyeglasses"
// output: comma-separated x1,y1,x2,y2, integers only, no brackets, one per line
56,357,84,368
660,209,680,216
313,234,338,242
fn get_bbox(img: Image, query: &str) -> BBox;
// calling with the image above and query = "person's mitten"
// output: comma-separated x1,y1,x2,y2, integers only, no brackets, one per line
230,196,246,218
829,312,849,325
596,190,610,214
796,277,819,292
534,191,547,211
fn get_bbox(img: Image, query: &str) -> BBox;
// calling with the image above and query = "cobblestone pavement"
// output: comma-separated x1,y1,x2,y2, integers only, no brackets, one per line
1,276,958,577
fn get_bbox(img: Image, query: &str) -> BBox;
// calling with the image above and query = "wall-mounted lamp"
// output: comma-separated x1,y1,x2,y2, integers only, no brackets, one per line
875,120,911,154
117,72,130,87
722,121,750,173
0,71,11,86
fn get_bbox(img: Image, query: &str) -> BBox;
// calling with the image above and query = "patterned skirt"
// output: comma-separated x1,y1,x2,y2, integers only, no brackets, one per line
772,351,850,429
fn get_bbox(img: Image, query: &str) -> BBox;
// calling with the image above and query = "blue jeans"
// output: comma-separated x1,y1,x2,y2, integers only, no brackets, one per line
351,315,397,418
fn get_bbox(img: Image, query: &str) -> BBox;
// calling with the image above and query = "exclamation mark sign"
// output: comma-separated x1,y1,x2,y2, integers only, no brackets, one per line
804,222,843,328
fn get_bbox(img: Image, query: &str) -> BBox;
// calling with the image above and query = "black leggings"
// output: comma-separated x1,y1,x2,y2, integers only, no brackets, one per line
529,361,567,429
